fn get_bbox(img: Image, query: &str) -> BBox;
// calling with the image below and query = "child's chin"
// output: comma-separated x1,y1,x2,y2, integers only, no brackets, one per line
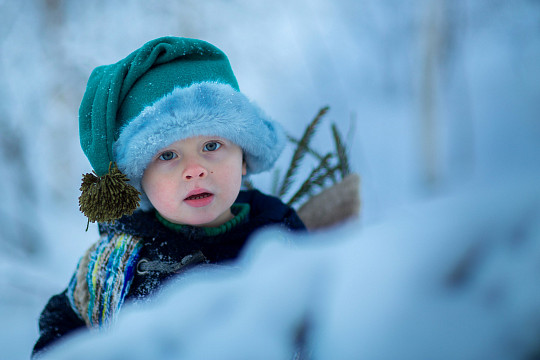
184,215,221,227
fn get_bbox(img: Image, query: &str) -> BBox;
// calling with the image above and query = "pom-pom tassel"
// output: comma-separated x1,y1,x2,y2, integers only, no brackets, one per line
79,162,141,226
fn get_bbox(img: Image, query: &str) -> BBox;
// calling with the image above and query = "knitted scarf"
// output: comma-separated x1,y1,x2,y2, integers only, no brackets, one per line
67,233,143,328
66,204,252,328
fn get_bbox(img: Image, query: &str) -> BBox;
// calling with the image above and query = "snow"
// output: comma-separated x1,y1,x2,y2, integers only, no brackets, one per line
1,0,539,359
41,173,540,359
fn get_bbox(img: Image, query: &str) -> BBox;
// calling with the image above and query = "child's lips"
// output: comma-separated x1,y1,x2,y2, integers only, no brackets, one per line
184,190,214,207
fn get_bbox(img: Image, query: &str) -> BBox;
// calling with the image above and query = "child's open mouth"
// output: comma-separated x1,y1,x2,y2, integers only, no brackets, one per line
184,192,214,207
185,193,212,200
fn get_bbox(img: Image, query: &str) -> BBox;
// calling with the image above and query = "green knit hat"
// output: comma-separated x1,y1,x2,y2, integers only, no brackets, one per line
78,36,284,224
80,37,238,177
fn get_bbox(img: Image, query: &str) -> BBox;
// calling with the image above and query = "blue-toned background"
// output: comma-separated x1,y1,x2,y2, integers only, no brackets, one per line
1,1,539,358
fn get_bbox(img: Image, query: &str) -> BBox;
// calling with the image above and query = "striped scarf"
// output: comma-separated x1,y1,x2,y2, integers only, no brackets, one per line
67,233,143,327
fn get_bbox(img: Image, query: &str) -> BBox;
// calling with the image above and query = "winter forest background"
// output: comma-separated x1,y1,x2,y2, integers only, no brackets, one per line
1,0,540,359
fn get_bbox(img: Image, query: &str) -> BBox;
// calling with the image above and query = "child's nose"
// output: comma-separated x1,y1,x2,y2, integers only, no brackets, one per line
183,164,208,180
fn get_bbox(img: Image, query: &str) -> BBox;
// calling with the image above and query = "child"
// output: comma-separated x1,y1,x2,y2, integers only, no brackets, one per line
32,36,306,357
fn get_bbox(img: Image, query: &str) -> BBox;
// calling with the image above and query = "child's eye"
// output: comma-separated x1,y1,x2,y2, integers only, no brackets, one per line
158,151,177,161
203,141,221,152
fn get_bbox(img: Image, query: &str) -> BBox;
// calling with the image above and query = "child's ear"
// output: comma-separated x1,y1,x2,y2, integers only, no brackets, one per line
242,160,247,176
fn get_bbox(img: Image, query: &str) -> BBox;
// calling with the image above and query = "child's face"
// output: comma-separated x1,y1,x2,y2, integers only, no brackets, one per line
142,136,247,227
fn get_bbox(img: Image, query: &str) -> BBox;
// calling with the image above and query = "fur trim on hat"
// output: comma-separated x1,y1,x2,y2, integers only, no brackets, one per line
114,82,285,210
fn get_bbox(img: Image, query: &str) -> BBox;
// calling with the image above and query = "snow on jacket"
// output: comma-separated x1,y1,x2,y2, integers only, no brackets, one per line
32,190,306,357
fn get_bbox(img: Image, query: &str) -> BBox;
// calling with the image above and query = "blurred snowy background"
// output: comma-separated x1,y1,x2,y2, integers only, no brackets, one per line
1,0,539,359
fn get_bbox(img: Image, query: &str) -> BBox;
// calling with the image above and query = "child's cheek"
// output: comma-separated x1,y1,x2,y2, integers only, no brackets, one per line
155,177,178,199
144,173,175,210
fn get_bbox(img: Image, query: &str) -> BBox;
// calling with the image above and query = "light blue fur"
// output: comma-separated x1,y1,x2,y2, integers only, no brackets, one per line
114,82,285,210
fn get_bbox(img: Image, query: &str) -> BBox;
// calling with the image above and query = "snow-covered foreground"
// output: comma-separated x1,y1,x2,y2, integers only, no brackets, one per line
39,172,540,360
0,1,538,359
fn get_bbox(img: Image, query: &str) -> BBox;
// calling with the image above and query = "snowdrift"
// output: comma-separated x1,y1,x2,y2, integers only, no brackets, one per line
42,172,540,360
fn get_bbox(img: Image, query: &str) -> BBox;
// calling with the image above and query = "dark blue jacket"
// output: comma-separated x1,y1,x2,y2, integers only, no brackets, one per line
32,190,305,357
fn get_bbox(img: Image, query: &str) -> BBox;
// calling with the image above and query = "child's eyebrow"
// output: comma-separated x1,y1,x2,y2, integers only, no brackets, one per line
203,136,225,141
